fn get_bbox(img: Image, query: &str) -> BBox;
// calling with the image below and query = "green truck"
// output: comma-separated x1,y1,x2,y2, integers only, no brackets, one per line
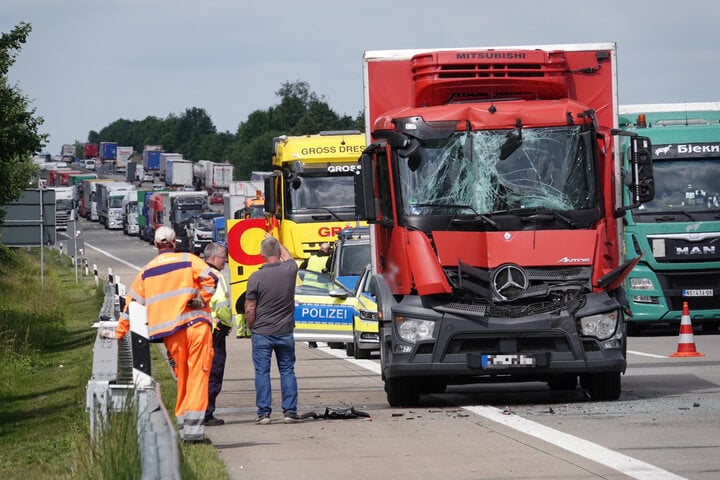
619,103,720,333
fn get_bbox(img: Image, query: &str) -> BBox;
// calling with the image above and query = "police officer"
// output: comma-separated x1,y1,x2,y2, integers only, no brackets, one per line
300,242,331,272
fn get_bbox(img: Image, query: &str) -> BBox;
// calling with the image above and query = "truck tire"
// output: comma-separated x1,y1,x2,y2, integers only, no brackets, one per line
547,374,578,391
385,377,420,407
701,321,719,332
581,371,621,401
345,342,354,357
418,378,447,394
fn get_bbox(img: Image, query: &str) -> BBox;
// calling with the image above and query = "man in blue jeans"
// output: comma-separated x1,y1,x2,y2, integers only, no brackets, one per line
245,235,301,424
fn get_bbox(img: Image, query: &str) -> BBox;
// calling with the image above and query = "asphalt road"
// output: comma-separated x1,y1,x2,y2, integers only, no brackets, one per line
66,217,720,480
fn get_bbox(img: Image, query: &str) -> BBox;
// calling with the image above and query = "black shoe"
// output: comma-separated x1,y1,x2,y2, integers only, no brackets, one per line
183,437,212,445
308,342,318,348
254,413,272,425
204,417,225,426
283,411,303,424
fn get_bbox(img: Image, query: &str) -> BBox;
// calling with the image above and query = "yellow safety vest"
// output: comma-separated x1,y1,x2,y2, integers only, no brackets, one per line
306,254,328,273
210,270,232,327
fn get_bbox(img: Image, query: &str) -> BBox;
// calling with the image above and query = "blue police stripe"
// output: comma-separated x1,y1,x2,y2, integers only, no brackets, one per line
294,304,353,325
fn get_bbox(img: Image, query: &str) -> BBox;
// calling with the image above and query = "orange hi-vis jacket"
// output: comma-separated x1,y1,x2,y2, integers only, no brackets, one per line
117,250,218,341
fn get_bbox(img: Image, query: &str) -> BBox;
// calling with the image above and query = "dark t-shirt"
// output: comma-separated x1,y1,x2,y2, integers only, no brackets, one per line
246,259,298,335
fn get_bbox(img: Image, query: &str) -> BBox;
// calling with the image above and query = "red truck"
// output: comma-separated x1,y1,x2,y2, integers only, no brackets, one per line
354,43,654,406
84,143,99,159
145,191,169,244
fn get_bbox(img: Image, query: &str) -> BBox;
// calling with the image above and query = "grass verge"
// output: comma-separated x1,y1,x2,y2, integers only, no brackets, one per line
0,245,228,479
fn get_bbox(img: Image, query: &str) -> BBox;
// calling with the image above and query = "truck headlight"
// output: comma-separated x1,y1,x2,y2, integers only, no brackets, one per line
396,316,435,343
629,277,654,290
579,311,618,340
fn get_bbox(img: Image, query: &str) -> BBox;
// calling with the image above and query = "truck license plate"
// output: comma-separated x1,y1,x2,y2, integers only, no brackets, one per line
683,289,713,297
481,354,535,369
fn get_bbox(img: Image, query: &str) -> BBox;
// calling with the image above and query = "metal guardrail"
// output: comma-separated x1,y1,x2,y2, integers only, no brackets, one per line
87,279,181,480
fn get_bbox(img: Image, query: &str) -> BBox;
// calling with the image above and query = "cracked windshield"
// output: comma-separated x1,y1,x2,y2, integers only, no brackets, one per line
636,158,720,213
397,126,596,216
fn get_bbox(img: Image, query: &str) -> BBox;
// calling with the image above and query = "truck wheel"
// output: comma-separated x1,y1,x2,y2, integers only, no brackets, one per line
418,378,447,394
547,374,578,391
345,342,355,357
627,322,646,336
581,372,621,401
701,322,719,333
385,377,420,407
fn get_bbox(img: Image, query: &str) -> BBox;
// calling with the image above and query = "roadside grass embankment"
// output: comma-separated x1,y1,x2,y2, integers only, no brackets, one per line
0,245,228,479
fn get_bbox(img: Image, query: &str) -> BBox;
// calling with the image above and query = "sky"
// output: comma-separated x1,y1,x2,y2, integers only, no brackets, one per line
4,0,720,157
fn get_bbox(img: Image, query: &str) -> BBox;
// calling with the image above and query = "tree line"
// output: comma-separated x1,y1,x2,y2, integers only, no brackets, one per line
85,81,364,179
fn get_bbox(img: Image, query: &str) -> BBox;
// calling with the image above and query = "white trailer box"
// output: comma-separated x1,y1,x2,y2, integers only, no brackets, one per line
165,159,194,188
116,146,133,173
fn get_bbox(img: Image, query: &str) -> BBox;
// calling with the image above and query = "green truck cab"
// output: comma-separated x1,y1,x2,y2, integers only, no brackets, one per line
619,103,720,333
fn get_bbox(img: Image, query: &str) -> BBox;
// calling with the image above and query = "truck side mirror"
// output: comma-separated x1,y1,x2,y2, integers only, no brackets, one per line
354,151,377,222
611,131,655,217
631,135,654,204
264,174,279,217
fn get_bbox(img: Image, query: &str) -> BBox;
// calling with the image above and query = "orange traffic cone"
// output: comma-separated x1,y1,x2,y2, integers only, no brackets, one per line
670,302,705,357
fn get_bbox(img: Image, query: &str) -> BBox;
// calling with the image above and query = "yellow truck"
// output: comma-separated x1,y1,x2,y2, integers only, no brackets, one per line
227,131,366,338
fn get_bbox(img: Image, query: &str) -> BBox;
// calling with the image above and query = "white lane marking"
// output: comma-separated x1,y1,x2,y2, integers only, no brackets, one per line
628,350,668,359
321,344,381,374
466,405,687,480
321,345,687,480
84,242,141,272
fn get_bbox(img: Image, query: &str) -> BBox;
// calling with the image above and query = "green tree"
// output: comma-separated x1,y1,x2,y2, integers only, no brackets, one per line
173,107,217,159
0,22,46,222
80,80,363,179
229,80,365,178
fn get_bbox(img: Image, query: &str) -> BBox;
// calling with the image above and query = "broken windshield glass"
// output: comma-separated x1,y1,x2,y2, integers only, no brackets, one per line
396,126,596,216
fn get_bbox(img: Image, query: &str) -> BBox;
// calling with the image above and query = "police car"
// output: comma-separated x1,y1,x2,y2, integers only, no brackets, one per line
329,226,371,290
294,265,378,359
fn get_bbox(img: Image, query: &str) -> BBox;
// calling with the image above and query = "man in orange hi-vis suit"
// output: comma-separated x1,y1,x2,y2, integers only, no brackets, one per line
113,226,218,444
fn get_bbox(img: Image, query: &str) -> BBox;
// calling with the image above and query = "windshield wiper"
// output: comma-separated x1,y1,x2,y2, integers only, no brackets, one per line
298,206,345,222
650,210,696,222
411,203,502,229
500,207,577,228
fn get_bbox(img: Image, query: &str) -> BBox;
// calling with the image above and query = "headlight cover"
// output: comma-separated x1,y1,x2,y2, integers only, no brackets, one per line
396,316,435,343
629,277,654,290
580,311,618,340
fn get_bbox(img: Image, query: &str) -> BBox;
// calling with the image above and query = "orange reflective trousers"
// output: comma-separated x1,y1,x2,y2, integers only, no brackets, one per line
165,321,213,442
